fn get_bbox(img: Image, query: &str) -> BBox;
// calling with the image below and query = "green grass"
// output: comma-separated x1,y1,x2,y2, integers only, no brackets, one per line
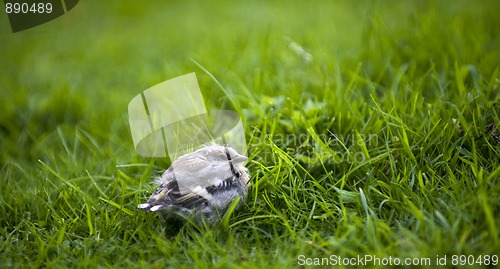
1,0,499,268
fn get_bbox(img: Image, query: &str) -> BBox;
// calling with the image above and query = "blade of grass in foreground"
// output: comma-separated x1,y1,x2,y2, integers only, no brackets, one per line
99,197,134,216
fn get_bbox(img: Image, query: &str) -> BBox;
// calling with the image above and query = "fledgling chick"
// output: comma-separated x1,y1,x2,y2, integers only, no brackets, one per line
138,144,250,222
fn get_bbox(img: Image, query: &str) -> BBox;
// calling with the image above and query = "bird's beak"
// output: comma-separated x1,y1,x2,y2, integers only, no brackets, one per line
232,154,248,163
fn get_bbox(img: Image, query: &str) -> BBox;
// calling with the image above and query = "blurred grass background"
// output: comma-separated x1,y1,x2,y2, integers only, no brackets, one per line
1,0,499,268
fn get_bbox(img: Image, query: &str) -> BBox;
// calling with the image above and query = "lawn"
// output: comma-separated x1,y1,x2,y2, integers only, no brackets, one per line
1,0,499,268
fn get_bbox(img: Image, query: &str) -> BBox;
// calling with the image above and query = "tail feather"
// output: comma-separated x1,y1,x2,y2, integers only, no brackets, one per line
137,202,168,212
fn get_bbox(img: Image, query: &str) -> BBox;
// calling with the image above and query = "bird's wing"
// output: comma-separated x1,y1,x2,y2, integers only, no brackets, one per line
172,175,236,208
139,175,236,212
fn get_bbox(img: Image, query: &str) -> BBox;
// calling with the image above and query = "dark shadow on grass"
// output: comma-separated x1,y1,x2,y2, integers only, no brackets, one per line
161,218,186,238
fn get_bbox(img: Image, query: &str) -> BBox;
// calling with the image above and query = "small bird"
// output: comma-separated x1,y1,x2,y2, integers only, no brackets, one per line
138,144,250,222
